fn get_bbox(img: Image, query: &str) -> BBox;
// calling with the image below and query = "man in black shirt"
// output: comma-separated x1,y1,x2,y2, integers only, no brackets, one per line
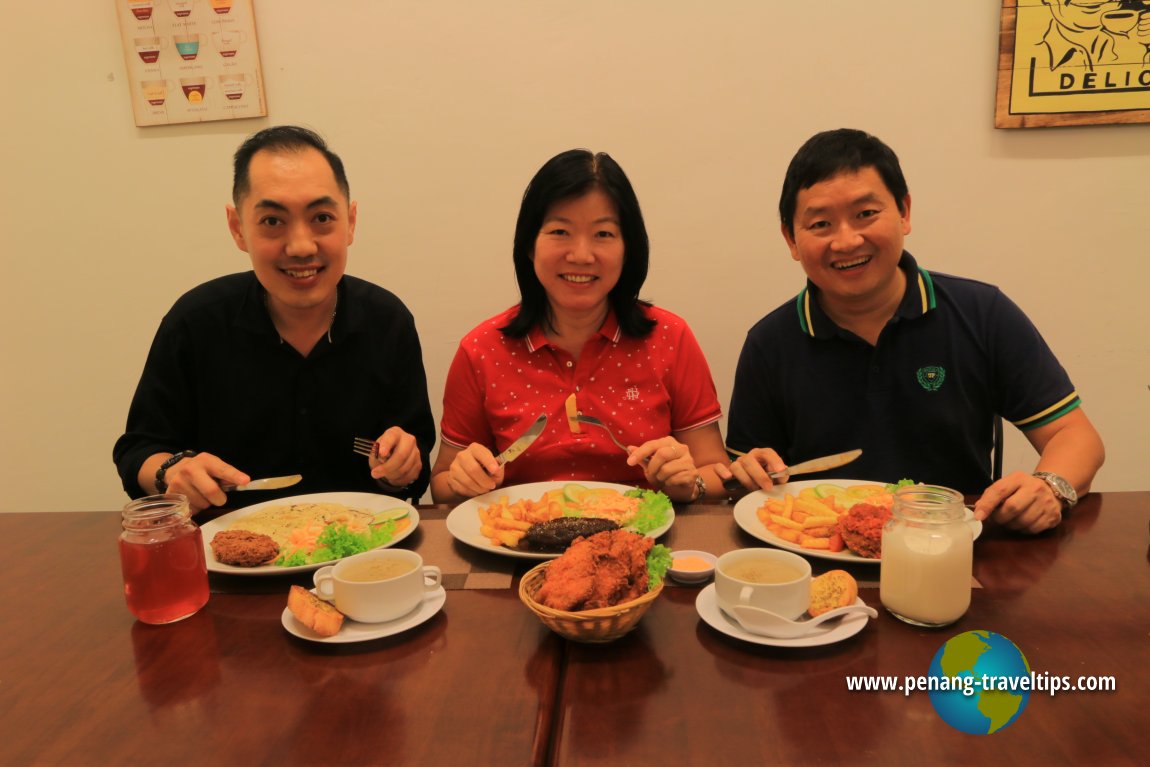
113,126,435,511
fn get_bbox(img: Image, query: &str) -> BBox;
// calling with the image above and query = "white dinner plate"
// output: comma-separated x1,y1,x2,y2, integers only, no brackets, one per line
696,584,870,647
732,479,982,565
445,481,676,560
281,586,446,644
201,492,419,575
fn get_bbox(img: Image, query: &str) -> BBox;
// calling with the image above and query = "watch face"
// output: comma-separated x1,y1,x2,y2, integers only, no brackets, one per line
1037,472,1076,506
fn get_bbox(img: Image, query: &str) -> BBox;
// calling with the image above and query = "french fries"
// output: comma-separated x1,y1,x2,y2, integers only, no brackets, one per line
477,492,565,548
756,483,889,554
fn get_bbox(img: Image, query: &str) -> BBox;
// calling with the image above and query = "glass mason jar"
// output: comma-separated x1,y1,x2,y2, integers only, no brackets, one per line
119,494,209,625
879,484,972,627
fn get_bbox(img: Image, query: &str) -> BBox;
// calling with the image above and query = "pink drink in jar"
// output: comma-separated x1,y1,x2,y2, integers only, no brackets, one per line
120,494,209,624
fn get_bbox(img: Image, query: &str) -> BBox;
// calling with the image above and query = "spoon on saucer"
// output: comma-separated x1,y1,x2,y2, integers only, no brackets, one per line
729,603,878,639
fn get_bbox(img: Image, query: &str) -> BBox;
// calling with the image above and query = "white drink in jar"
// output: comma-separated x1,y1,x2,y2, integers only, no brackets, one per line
879,485,972,627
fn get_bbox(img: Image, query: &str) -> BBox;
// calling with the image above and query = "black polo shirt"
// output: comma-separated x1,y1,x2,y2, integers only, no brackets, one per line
726,252,1080,494
113,272,436,501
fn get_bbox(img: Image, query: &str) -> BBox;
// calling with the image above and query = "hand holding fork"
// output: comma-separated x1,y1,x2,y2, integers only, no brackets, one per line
575,415,699,499
351,426,423,489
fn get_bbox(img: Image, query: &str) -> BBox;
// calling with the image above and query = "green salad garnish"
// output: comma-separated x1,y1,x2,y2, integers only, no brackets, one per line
884,478,916,493
274,519,400,567
624,488,672,535
646,544,673,589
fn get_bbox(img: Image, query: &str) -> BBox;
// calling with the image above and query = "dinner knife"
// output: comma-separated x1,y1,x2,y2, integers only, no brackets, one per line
769,449,863,479
722,449,863,491
495,414,549,466
222,474,303,492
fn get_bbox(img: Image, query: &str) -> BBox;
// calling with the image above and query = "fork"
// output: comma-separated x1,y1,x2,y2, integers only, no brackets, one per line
574,415,651,463
352,437,379,460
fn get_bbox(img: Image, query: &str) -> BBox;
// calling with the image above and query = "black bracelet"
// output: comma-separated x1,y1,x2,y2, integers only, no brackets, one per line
155,450,197,493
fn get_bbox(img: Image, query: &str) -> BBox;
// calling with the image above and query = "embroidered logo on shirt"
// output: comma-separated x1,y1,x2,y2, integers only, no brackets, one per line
624,386,640,401
916,366,946,392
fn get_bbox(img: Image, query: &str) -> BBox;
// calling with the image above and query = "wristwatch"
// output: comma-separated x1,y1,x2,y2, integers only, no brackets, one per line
1033,471,1077,510
155,450,197,493
691,475,707,502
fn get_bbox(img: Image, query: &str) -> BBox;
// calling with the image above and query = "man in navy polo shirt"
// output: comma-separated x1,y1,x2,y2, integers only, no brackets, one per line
718,129,1104,534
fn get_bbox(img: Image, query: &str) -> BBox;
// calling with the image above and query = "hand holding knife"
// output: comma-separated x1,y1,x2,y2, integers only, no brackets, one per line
722,449,863,492
494,414,548,467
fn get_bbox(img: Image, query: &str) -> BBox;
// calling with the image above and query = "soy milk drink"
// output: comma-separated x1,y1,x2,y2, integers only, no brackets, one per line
880,485,971,627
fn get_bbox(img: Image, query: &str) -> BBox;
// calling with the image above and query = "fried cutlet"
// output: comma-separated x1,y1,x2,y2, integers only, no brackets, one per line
837,503,890,559
210,529,280,567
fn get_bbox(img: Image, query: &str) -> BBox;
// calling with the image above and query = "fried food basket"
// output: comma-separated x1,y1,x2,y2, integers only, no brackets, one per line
518,561,664,643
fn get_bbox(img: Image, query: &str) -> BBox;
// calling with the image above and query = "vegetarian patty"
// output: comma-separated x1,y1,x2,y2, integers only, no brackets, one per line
210,529,280,567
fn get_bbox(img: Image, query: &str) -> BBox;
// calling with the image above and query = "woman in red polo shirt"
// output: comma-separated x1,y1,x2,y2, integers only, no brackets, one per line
430,149,729,504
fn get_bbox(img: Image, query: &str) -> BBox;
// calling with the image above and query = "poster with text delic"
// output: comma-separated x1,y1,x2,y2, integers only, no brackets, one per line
997,0,1150,128
117,0,267,127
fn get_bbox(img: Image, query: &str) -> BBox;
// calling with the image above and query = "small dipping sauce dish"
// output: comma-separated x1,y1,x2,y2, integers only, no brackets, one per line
668,550,717,585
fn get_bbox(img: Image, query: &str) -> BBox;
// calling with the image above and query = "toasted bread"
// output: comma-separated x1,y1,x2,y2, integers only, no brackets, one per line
808,570,858,617
287,585,345,637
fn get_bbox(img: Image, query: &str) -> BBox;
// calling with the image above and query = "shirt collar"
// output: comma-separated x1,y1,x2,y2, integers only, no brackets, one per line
525,307,622,352
234,271,350,343
794,251,936,339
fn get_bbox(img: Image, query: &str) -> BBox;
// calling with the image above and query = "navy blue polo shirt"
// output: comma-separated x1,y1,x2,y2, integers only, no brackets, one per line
726,252,1081,494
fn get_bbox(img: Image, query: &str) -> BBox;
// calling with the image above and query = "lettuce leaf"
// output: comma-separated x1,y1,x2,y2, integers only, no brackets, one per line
884,478,916,493
274,520,399,567
625,488,672,534
646,544,672,589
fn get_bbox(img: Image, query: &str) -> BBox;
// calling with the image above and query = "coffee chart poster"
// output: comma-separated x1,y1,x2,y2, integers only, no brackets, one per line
117,0,267,127
997,0,1150,128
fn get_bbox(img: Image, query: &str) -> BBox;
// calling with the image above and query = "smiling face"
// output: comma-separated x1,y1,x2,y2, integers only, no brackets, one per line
532,188,625,325
783,166,911,322
226,146,357,324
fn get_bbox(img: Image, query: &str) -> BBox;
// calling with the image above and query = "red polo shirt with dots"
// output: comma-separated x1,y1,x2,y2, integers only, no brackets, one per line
440,303,722,487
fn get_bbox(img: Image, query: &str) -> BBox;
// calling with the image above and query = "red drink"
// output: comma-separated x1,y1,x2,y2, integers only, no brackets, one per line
120,495,209,624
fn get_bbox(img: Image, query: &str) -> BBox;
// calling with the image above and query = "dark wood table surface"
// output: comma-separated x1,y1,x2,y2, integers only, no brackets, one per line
0,492,1145,766
551,492,1150,767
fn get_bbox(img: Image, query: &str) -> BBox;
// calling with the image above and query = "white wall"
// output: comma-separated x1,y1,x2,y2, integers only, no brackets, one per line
1,1,1146,512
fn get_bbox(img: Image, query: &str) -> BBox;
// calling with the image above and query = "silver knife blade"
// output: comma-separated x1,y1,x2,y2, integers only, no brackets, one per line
770,449,862,479
224,474,303,492
496,414,549,466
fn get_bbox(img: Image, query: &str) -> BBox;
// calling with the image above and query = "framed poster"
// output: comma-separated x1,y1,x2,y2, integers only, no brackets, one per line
116,0,267,127
996,0,1150,128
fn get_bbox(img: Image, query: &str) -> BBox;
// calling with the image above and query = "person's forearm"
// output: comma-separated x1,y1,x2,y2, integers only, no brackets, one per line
1034,423,1105,496
137,453,172,496
429,471,462,505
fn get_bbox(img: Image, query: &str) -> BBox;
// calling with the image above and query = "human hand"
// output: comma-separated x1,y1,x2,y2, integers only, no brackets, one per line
628,437,698,500
717,447,788,492
444,442,505,500
972,470,1063,534
368,426,423,489
161,453,249,513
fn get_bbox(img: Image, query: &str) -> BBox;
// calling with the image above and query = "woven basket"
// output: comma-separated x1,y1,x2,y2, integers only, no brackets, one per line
518,561,663,643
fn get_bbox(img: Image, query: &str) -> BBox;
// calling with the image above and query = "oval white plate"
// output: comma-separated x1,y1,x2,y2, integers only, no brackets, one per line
696,584,869,647
201,492,419,575
445,481,675,560
732,479,983,565
281,586,446,644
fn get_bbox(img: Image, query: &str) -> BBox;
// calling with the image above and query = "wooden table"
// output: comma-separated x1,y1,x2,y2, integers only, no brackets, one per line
0,507,558,767
0,493,1145,766
550,492,1150,767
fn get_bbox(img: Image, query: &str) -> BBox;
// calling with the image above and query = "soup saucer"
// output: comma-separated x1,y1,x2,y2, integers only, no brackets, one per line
281,586,446,644
696,584,868,647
